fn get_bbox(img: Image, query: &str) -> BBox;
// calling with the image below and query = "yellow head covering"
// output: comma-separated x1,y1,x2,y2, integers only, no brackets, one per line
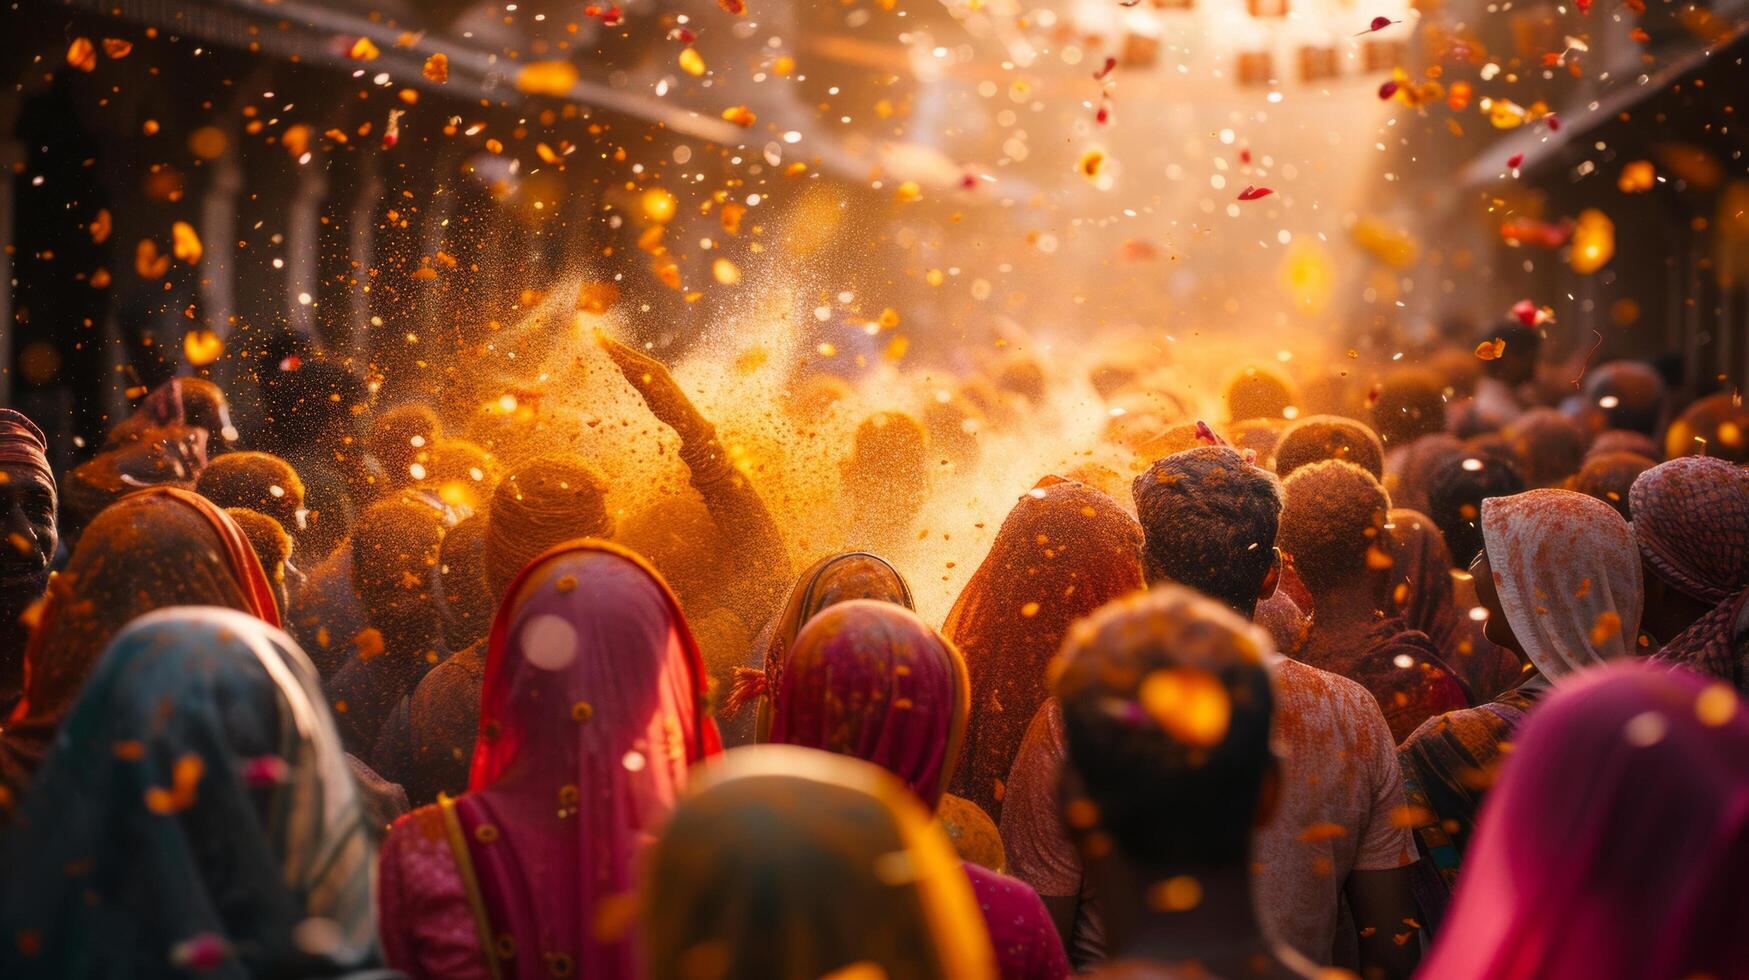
641,745,996,980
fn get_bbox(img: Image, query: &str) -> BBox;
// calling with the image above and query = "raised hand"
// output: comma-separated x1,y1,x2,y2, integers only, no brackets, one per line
595,331,713,447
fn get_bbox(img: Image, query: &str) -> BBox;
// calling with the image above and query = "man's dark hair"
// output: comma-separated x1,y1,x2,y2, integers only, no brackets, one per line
1277,460,1391,595
1055,586,1275,872
1132,447,1282,617
1370,367,1447,447
1273,414,1386,480
1426,451,1525,567
1478,322,1541,383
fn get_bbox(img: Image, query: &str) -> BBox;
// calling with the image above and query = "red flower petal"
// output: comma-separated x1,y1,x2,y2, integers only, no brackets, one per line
1507,153,1525,169
1094,56,1117,81
1378,80,1399,100
1237,185,1273,201
1512,298,1539,328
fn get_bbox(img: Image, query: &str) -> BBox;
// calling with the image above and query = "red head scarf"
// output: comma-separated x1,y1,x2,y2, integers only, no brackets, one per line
944,478,1143,818
0,487,277,815
771,600,967,809
455,539,721,980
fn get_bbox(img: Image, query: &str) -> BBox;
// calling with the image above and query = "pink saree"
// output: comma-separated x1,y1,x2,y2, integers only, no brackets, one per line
378,539,722,980
770,600,1070,979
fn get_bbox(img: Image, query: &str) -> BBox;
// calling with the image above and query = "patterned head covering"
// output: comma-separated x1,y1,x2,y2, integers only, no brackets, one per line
1481,490,1643,681
770,600,968,809
1630,457,1749,685
0,409,54,506
727,551,914,735
944,478,1143,819
0,487,278,814
0,607,375,977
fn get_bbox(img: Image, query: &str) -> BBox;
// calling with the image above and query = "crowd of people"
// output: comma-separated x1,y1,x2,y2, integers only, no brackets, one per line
0,319,1746,980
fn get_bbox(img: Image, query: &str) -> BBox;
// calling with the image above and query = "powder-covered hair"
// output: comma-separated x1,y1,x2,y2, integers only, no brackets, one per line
1370,367,1447,447
197,451,306,535
1278,459,1391,594
485,456,612,597
1272,414,1385,480
1054,585,1276,871
1132,447,1282,615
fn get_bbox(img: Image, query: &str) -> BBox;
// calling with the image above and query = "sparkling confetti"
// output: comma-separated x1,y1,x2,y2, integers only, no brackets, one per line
171,222,202,264
347,37,380,61
144,754,204,815
516,60,580,96
183,329,224,367
66,38,97,72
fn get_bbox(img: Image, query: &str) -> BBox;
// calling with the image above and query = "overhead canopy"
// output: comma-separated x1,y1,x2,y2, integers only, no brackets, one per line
59,0,746,145
1460,24,1747,190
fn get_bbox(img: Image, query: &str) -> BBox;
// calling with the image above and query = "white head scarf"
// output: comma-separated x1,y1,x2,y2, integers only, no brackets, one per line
1481,489,1643,680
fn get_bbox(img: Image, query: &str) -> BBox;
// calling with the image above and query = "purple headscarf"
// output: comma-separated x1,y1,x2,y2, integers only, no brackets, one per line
1423,662,1749,980
770,599,967,809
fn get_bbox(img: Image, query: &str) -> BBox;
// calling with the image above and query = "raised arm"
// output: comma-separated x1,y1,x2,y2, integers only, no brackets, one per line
597,333,790,616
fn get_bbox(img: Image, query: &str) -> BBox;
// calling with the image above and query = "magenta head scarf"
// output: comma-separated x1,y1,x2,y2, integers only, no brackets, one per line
1423,661,1749,980
1481,489,1644,680
0,409,53,498
770,600,968,810
1630,457,1749,684
456,538,722,980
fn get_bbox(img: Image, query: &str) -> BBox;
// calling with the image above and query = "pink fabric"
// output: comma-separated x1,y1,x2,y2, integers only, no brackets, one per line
770,599,962,809
377,805,493,980
770,599,1069,979
965,862,1073,980
388,539,722,980
1423,661,1749,980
